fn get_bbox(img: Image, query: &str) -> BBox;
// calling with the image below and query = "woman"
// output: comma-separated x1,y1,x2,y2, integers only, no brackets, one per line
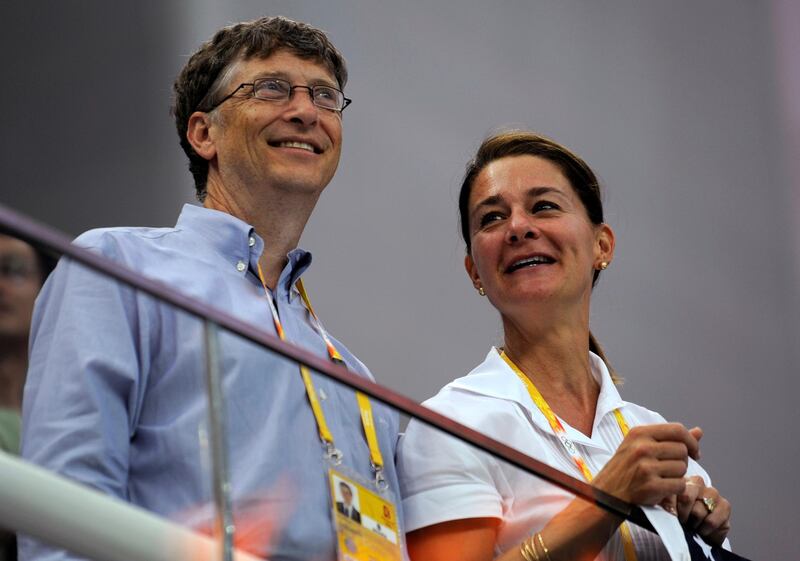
397,131,731,561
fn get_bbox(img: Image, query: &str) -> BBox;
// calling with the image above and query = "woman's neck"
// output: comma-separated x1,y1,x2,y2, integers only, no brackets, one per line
501,310,600,436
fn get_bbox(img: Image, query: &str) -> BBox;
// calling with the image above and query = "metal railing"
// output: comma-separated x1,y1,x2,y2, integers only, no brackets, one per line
2,202,734,561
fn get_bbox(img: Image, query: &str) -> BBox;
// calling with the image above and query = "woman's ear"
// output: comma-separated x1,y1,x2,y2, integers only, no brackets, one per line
186,111,218,161
465,253,482,291
595,223,616,265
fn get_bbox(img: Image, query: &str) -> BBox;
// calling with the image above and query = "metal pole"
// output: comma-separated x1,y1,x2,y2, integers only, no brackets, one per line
203,320,235,561
0,452,263,561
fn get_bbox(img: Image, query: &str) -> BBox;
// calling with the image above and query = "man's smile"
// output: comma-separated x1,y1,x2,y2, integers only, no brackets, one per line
268,137,324,154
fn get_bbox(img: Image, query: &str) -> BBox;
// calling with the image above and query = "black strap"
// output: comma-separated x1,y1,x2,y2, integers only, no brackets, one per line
684,530,754,561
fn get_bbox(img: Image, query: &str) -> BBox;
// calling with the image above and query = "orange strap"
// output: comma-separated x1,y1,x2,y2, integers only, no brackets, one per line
256,264,384,476
500,350,638,561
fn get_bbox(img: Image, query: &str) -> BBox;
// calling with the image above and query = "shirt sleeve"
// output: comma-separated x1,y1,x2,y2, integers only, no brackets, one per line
20,236,148,561
397,414,506,532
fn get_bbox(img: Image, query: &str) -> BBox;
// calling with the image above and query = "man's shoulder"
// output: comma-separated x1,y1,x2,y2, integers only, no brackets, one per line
74,225,179,254
69,221,207,273
323,332,374,381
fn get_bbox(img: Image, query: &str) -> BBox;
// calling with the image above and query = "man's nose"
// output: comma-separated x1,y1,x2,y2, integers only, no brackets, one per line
284,86,319,125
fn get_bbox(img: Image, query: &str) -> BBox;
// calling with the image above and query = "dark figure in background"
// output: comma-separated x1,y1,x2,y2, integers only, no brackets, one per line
0,234,55,561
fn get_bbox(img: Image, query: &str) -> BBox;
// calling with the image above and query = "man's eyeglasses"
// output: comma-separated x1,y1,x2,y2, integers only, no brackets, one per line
208,78,352,112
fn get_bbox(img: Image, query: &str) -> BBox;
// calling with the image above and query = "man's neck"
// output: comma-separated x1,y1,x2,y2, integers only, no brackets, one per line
204,180,321,289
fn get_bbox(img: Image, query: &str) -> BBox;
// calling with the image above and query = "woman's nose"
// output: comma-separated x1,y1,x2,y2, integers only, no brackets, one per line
505,212,538,244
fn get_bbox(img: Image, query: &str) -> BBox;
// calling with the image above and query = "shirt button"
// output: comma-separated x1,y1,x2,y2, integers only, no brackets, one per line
248,236,256,247
236,260,246,272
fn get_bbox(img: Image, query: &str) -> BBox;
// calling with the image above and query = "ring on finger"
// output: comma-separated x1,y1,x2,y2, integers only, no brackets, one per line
699,496,716,513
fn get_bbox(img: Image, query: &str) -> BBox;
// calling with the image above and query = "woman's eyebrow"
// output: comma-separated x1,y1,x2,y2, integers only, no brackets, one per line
471,186,567,219
526,186,562,198
470,194,504,219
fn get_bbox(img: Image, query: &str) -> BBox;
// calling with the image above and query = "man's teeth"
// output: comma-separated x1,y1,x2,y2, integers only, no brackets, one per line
279,141,315,152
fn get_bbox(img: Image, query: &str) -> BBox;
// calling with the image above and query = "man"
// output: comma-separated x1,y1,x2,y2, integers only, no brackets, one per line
336,481,361,524
21,17,402,561
0,234,55,561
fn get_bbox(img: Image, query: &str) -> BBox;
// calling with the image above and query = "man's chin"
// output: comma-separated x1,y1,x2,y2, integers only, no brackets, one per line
272,174,333,196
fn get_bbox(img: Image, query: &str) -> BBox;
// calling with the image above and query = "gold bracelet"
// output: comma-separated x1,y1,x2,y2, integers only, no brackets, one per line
520,535,540,561
536,532,553,561
519,541,531,561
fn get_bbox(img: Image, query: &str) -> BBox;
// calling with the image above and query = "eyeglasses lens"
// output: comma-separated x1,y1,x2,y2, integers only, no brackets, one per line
252,79,344,111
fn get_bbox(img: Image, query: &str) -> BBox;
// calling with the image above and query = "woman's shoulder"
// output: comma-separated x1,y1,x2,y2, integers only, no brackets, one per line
618,399,670,426
420,348,527,428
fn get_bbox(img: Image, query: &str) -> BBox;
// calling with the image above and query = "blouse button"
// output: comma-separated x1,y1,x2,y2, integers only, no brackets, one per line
248,236,256,247
236,260,246,272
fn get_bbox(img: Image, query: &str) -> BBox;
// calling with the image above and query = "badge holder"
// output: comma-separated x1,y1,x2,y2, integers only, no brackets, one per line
258,270,403,561
327,458,402,561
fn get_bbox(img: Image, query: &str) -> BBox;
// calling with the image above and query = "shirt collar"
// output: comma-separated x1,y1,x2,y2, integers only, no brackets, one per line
175,204,312,296
449,347,627,447
284,249,312,296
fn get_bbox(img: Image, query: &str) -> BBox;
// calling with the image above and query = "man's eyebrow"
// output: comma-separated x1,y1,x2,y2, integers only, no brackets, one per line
252,71,338,88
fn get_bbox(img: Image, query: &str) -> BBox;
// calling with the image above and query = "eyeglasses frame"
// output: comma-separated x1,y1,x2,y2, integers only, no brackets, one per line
204,78,352,113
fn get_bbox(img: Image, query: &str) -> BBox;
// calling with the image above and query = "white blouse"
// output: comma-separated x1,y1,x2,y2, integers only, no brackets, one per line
398,348,717,561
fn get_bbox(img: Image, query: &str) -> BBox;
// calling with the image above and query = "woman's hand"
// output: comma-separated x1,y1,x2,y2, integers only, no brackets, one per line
592,423,701,506
677,475,732,546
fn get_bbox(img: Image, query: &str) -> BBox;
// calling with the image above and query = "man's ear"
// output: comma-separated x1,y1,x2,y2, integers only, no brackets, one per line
186,111,218,161
465,254,482,291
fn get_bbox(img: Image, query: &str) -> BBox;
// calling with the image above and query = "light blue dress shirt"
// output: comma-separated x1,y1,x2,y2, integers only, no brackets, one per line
21,204,403,561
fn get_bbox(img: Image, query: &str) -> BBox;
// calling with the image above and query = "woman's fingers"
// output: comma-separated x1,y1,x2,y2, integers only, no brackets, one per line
705,520,732,548
677,476,704,523
655,460,690,479
684,484,732,546
687,485,720,530
654,441,690,460
696,493,732,543
595,423,701,505
659,495,678,516
688,497,711,529
647,423,702,460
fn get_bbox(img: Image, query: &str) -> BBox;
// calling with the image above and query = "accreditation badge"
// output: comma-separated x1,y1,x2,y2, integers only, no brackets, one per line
328,468,403,561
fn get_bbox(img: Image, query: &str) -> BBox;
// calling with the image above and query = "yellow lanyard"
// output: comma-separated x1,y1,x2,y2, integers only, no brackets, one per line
500,350,638,561
257,264,385,485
